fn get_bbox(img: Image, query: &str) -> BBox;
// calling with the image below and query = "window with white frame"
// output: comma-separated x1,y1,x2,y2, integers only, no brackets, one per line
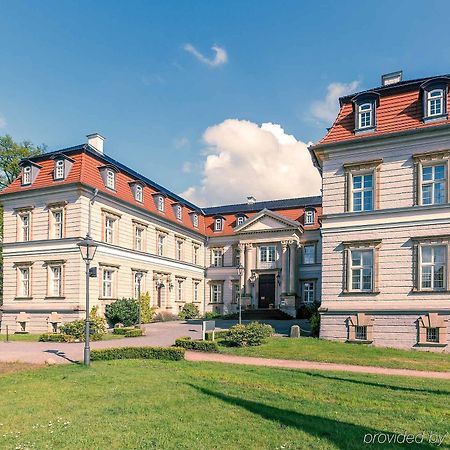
260,245,276,263
157,234,165,256
22,166,31,185
302,281,315,303
18,321,27,333
427,89,444,117
52,210,64,239
135,226,144,251
233,246,241,266
350,250,374,292
106,169,116,190
19,267,30,297
176,204,182,221
193,245,199,265
236,215,245,227
232,282,240,304
352,173,373,211
304,210,315,225
214,217,223,232
194,281,200,302
303,244,316,265
102,269,114,298
421,164,446,205
135,184,143,202
20,213,30,241
51,322,58,333
177,279,183,302
157,195,165,212
420,245,446,290
133,272,144,299
212,249,223,267
176,240,183,260
50,266,62,297
193,213,199,228
358,103,373,129
104,216,115,244
211,283,222,303
54,159,65,180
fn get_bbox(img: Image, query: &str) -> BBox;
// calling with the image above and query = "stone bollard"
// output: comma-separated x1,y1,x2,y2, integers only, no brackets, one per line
290,325,300,338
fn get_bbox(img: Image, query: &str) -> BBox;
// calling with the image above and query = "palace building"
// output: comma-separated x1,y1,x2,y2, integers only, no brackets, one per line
0,134,321,333
310,71,450,350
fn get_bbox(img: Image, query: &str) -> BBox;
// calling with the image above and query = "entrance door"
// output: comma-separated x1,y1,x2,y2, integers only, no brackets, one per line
258,274,275,308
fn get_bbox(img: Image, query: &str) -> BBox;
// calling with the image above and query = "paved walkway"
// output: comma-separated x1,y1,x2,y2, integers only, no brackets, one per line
185,351,450,379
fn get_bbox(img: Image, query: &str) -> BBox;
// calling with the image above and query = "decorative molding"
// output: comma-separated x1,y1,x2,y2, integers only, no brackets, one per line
342,239,382,248
343,158,383,171
412,149,450,162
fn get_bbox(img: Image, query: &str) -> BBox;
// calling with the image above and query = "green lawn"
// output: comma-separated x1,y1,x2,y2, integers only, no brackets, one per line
219,337,450,372
0,360,449,450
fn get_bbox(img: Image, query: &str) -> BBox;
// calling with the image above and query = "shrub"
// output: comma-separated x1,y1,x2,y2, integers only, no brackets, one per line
124,328,144,338
105,298,139,327
59,307,106,341
153,311,179,322
38,333,74,343
174,337,219,352
203,311,221,320
138,292,156,324
310,312,321,338
178,303,199,320
205,330,230,341
228,322,274,347
112,327,136,335
297,302,319,319
91,346,185,361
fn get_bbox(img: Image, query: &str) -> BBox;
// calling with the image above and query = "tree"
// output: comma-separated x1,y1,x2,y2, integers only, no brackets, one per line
0,134,45,188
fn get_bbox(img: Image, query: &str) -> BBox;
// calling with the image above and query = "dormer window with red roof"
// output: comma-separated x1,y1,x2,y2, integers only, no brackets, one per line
352,92,379,134
20,160,41,186
54,159,65,180
304,209,315,225
235,214,247,227
214,217,224,232
22,166,31,185
421,78,449,122
106,169,115,190
135,184,143,202
176,204,182,220
427,89,444,117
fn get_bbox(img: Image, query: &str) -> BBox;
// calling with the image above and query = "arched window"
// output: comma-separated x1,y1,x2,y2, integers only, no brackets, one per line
427,89,444,117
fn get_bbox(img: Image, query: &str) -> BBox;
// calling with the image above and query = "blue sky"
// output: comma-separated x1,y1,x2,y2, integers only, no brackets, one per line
1,0,450,205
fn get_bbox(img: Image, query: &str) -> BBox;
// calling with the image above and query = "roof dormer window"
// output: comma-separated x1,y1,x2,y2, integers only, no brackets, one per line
176,204,182,221
106,169,115,190
421,78,449,122
54,159,65,180
22,166,31,185
214,217,223,232
235,214,247,227
352,92,379,134
304,209,315,225
135,184,143,202
193,213,199,228
427,89,444,117
158,195,165,212
358,103,373,129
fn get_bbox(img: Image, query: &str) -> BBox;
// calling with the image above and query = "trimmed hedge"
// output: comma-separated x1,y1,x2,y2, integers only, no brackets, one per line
38,333,75,343
205,330,230,341
174,337,219,352
113,327,136,335
91,346,185,361
124,328,144,338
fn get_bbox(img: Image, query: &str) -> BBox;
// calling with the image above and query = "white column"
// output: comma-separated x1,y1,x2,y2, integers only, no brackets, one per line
245,243,253,295
289,241,298,295
281,241,288,294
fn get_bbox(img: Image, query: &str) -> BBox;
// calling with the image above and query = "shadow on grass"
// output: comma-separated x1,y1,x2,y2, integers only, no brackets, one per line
188,384,437,450
44,349,80,364
302,372,450,397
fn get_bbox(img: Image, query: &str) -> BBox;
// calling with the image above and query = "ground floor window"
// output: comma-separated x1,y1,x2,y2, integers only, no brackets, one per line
211,284,223,303
355,325,368,341
426,327,439,343
102,269,114,298
18,321,27,332
420,245,446,290
232,282,240,304
302,281,315,303
51,322,58,333
350,250,373,291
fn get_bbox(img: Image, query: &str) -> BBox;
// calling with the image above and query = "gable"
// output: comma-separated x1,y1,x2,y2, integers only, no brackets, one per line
236,210,301,233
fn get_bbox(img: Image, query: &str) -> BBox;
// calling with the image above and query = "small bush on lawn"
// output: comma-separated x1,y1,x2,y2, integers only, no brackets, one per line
91,346,185,361
205,330,230,341
174,337,219,352
203,311,221,320
297,302,320,319
310,312,320,337
138,293,156,324
153,311,179,322
59,307,106,341
38,333,74,343
105,298,139,327
112,327,144,337
178,303,199,320
228,322,274,347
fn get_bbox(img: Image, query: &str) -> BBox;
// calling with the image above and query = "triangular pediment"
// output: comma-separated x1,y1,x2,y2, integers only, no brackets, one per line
235,209,302,233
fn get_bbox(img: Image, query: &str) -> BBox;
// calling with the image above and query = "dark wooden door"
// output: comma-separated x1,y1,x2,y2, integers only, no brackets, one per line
258,274,275,308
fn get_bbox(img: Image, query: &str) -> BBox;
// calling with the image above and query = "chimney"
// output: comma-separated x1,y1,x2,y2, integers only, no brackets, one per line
87,133,105,154
381,71,403,87
247,196,256,204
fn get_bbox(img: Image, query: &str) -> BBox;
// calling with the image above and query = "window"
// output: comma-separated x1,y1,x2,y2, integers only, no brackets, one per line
157,234,165,257
176,240,183,260
176,205,182,221
232,282,241,304
426,327,439,343
135,184,143,202
157,196,165,212
50,266,62,297
19,267,30,297
355,325,368,341
303,245,316,265
421,164,446,205
260,246,276,263
420,245,446,290
135,226,144,251
106,169,115,190
55,160,65,180
194,282,200,302
427,89,444,117
22,166,31,185
19,322,27,333
134,272,144,299
193,213,199,228
102,269,113,298
302,281,315,303
350,250,373,291
20,213,30,241
211,284,222,303
214,217,223,232
304,210,315,225
233,246,241,266
358,103,373,129
212,249,223,267
52,210,63,239
177,279,183,302
51,322,58,333
104,217,115,244
193,245,199,265
236,216,245,227
352,173,373,211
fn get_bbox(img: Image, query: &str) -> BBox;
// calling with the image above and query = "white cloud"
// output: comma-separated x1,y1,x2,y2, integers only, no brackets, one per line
181,119,321,207
0,114,6,128
310,81,360,123
183,44,228,67
174,137,190,150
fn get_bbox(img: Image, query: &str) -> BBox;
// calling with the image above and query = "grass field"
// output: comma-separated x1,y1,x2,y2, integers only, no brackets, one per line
219,337,450,372
0,359,449,449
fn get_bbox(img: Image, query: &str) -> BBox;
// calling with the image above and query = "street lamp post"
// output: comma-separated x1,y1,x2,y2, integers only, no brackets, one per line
135,272,143,329
77,235,98,366
237,264,244,325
